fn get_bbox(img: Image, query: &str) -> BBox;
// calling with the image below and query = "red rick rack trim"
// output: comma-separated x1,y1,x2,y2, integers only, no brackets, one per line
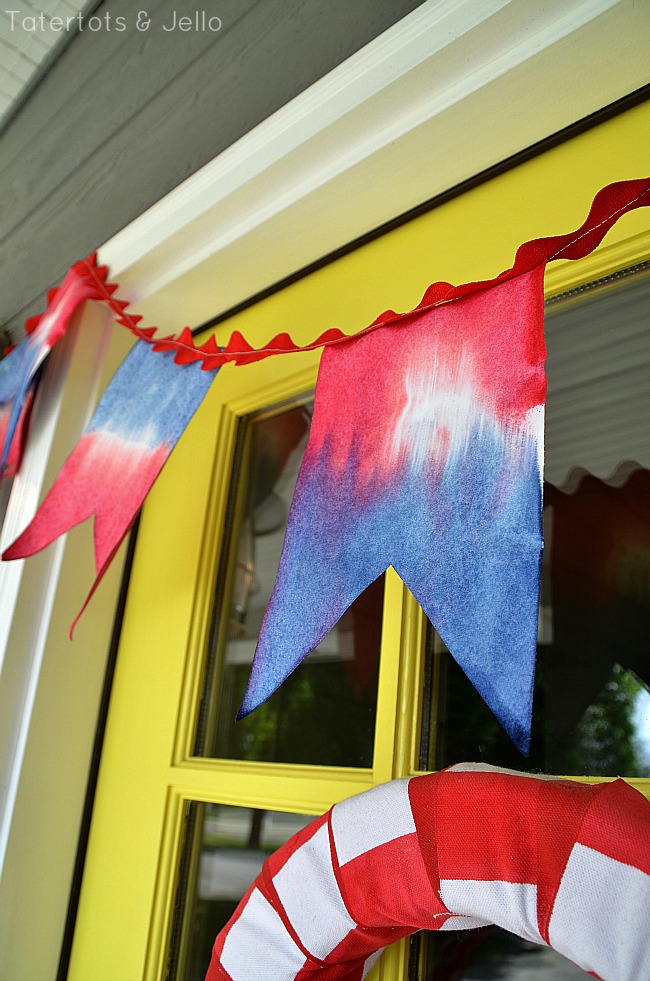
34,177,650,369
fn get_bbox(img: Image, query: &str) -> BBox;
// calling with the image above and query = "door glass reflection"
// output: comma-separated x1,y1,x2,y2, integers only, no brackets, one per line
167,803,312,981
419,271,650,776
411,928,588,979
196,397,383,767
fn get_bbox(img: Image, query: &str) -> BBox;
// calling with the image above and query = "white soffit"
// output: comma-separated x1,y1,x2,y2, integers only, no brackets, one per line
100,0,649,331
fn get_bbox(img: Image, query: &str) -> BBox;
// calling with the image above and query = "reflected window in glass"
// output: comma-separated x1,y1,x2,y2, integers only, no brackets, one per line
196,396,383,768
414,269,650,979
167,803,312,981
419,270,650,777
410,928,589,980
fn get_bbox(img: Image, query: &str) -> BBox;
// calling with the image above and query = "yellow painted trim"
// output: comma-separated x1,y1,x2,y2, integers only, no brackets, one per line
167,800,204,981
392,590,427,780
555,776,650,791
176,407,251,763
372,567,406,785
545,229,650,298
374,938,411,980
175,370,318,763
172,402,234,763
415,629,444,774
169,764,376,810
144,790,187,981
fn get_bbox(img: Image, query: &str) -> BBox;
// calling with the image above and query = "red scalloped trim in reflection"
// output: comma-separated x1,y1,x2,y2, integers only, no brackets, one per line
48,178,650,370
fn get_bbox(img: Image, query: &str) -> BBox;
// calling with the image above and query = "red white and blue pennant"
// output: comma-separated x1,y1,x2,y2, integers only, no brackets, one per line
240,267,546,752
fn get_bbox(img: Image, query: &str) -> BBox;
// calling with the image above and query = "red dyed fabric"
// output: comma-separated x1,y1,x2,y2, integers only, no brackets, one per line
0,258,108,474
0,391,34,477
205,765,650,981
3,342,218,632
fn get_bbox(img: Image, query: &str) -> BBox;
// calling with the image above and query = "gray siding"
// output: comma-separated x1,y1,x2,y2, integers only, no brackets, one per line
0,0,424,342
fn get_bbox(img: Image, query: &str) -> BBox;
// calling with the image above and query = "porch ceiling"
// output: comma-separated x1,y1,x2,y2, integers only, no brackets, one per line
0,0,97,132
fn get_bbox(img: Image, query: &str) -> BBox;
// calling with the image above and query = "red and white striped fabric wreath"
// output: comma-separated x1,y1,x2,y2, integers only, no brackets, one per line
205,763,650,981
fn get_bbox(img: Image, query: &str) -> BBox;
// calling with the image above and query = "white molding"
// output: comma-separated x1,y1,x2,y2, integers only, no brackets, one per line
99,0,648,333
0,309,113,874
0,307,134,981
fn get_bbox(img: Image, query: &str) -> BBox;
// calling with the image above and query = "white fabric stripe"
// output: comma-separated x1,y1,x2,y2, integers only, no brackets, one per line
446,762,559,781
362,948,385,977
549,842,650,981
440,879,544,946
439,915,491,931
331,777,414,865
273,822,356,959
221,887,306,980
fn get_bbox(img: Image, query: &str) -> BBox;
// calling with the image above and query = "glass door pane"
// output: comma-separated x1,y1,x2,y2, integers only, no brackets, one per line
167,804,313,981
419,270,650,776
195,396,383,767
412,928,588,979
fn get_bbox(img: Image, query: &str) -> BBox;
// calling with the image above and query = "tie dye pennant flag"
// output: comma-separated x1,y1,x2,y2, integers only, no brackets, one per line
0,387,34,478
0,338,40,476
240,268,546,753
0,257,112,474
4,341,218,630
